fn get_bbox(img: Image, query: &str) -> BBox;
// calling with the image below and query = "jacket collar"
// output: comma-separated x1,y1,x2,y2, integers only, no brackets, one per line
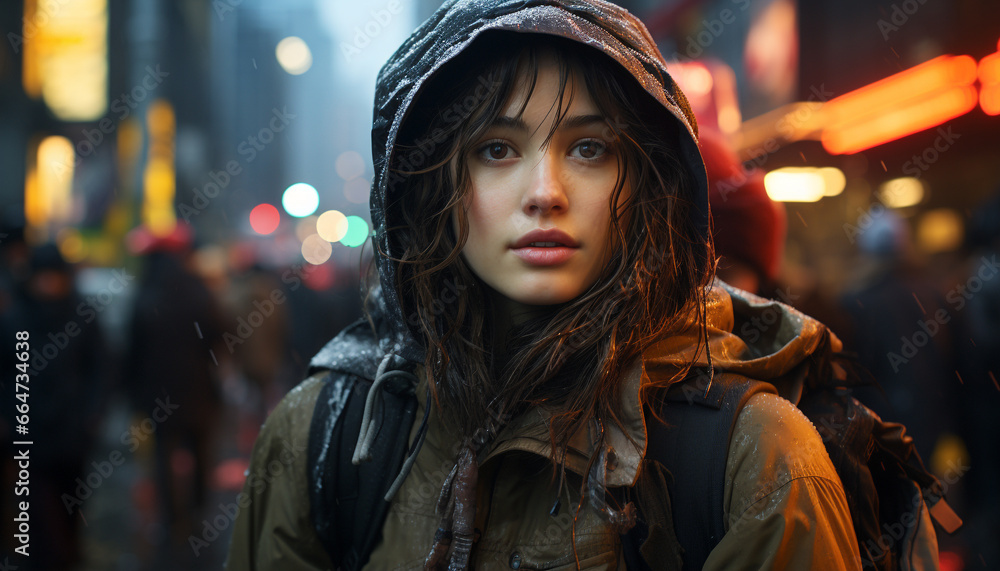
482,356,647,487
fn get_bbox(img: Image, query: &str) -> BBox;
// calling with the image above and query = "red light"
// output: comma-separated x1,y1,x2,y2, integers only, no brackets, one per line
249,204,280,235
979,51,1000,116
938,550,964,571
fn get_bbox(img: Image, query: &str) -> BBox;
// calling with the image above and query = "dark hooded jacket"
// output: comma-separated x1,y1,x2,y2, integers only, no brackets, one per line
224,0,879,569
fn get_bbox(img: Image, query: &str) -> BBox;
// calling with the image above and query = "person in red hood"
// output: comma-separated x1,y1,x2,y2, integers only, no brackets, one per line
699,128,787,296
225,1,872,569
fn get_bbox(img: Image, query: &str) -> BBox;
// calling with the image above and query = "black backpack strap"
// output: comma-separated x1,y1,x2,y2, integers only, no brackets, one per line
307,368,419,570
630,371,776,571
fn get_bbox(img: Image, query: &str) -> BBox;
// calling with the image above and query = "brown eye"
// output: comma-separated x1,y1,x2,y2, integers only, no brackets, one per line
574,140,607,160
477,141,514,163
487,143,508,160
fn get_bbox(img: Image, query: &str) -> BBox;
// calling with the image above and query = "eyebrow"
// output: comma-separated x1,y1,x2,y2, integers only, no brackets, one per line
490,114,607,131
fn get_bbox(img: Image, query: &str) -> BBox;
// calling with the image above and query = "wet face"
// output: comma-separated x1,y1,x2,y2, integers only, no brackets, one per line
454,55,630,307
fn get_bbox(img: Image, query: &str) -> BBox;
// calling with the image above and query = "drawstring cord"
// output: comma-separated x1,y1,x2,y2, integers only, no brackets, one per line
353,351,424,462
353,352,394,464
350,350,432,502
384,384,432,501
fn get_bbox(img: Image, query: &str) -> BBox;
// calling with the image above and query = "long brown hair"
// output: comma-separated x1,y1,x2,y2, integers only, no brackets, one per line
377,32,713,468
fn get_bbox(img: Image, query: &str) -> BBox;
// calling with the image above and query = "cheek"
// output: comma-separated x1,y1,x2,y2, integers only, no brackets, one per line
465,189,508,245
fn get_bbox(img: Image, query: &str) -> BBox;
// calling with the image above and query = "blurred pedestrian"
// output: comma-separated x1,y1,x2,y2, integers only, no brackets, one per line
840,211,963,463
0,243,106,570
124,225,227,556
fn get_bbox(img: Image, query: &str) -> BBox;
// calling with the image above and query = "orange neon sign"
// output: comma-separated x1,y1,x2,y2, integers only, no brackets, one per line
821,55,979,154
980,50,1000,116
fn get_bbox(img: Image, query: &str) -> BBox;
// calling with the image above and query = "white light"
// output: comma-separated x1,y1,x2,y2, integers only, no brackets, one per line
763,169,825,202
819,167,847,197
878,177,924,209
302,234,332,265
317,210,349,242
282,183,320,218
276,36,312,75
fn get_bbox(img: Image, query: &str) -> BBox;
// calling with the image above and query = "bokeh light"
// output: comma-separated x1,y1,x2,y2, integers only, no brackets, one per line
878,177,924,209
336,151,365,180
282,183,320,218
917,209,963,253
57,227,86,263
276,36,312,75
302,234,332,264
249,203,280,235
340,216,370,247
819,167,847,197
317,210,349,242
686,65,714,95
344,178,370,204
295,215,318,242
763,169,825,202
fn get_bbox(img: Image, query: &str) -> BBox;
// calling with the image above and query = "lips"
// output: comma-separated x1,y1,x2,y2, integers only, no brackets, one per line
510,229,579,266
511,229,579,249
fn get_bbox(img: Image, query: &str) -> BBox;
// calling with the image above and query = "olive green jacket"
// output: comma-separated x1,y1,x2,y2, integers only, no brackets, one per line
225,284,935,569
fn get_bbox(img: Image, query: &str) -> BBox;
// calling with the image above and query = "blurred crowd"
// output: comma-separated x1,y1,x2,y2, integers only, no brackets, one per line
702,129,1000,570
0,225,362,570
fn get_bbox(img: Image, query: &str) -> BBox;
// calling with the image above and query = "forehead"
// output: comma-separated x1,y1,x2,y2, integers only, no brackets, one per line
501,51,601,119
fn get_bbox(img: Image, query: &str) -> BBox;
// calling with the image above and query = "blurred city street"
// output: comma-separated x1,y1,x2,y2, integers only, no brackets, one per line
2,0,1000,569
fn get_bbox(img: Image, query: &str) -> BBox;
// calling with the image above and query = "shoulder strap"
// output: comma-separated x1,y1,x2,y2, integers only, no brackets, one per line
635,371,775,571
307,369,419,571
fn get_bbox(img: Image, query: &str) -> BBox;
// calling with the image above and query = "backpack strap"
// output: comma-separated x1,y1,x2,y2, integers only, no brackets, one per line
630,371,776,570
307,369,419,570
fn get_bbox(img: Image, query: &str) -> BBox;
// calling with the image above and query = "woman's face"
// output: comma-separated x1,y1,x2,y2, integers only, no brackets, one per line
454,55,630,307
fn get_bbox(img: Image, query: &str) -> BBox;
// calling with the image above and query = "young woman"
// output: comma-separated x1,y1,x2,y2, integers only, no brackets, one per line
225,1,866,569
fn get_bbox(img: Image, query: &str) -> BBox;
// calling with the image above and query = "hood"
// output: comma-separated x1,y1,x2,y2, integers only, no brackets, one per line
368,0,709,353
643,280,843,401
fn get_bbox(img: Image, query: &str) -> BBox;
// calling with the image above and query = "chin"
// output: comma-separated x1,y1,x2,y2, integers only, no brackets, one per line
505,283,583,307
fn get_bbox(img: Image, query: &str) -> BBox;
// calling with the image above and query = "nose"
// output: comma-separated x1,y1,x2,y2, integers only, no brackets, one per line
522,148,569,216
